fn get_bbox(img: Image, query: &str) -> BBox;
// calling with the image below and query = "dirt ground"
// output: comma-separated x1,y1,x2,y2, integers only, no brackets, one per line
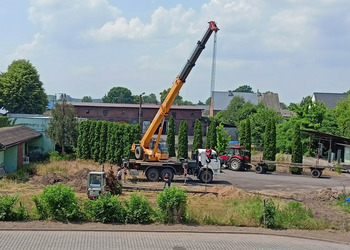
1,159,350,243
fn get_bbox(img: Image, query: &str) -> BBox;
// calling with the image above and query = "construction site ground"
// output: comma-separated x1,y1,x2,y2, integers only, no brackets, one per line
1,156,350,244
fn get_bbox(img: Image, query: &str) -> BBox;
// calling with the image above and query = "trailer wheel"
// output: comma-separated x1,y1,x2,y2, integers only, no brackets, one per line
161,169,174,181
199,170,213,183
135,146,144,160
146,168,159,181
311,169,322,178
255,165,264,174
230,158,243,171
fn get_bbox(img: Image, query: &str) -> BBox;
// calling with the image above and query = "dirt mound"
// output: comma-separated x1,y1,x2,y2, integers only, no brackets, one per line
292,188,342,202
206,185,248,199
31,168,91,192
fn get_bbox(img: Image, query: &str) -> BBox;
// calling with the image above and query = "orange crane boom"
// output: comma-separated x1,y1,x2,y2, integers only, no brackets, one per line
132,21,219,161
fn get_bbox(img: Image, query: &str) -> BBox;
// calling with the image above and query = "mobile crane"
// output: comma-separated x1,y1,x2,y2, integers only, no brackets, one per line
131,21,219,162
123,21,220,183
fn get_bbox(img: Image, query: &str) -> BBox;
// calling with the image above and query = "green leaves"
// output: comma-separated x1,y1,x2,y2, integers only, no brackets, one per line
0,59,47,114
215,123,230,155
192,119,203,153
33,184,78,221
47,99,77,154
156,187,187,223
76,120,140,164
166,116,176,157
177,120,188,158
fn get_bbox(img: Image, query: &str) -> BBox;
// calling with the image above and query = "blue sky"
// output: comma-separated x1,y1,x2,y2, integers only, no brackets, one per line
1,0,350,105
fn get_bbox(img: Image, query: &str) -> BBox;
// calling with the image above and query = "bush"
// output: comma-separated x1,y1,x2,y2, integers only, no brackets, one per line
125,194,153,224
5,164,36,183
156,187,187,223
49,151,75,161
0,194,29,221
33,184,79,221
262,200,276,228
82,192,126,223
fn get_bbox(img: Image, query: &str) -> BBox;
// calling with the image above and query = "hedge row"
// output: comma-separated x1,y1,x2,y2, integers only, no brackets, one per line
76,120,140,164
0,184,187,224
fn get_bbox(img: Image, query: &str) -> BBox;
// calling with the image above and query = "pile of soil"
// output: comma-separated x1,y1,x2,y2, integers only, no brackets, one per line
31,168,91,192
204,185,248,199
292,188,342,202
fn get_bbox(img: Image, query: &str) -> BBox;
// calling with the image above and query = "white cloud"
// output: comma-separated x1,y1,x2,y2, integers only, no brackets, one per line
9,33,44,59
85,5,196,41
263,8,316,51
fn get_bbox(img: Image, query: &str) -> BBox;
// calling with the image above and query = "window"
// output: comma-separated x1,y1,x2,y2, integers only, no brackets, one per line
122,110,125,115
172,112,176,118
86,109,89,114
103,110,108,117
191,113,194,117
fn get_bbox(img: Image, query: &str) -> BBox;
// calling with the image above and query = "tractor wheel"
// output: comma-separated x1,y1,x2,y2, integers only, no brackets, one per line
135,146,144,160
161,169,174,181
311,169,322,178
230,158,243,171
146,168,159,181
199,170,213,183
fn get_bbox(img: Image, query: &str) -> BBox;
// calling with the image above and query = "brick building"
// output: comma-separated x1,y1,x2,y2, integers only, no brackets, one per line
71,102,205,136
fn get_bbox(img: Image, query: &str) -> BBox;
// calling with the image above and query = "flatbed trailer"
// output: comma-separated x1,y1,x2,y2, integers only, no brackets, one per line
253,160,335,178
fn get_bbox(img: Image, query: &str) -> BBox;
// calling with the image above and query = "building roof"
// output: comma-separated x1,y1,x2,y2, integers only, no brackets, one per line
212,91,258,111
0,126,41,150
301,129,350,146
312,92,348,109
69,102,204,110
258,92,281,112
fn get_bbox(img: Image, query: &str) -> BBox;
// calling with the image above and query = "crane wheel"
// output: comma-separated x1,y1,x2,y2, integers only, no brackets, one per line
146,168,160,181
135,146,144,160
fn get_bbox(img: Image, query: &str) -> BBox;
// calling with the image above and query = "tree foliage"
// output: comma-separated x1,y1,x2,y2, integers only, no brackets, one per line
102,86,133,103
335,95,350,138
81,96,92,102
166,116,176,157
192,119,203,153
47,99,77,154
177,120,188,158
233,85,254,93
215,123,230,155
159,88,193,105
0,59,47,114
205,121,217,149
291,124,303,163
263,119,276,161
76,120,140,164
239,119,251,159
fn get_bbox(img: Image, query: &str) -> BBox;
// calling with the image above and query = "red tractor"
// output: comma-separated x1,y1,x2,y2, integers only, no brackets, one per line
219,146,251,171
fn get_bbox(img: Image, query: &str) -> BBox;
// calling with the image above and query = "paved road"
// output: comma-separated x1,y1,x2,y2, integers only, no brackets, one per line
1,231,349,250
176,169,350,194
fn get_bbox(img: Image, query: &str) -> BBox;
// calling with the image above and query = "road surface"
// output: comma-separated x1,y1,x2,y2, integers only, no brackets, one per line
1,231,349,250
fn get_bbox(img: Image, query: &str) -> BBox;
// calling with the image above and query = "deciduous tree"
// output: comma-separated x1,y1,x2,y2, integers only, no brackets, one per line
0,59,47,114
48,99,77,154
102,87,133,103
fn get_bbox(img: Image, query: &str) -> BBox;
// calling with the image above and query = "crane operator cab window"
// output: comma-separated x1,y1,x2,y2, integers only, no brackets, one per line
149,140,169,154
90,174,101,186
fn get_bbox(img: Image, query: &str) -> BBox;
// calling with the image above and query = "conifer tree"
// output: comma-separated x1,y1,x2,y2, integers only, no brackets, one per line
291,123,303,174
192,119,203,154
177,120,188,158
166,116,176,157
205,121,217,149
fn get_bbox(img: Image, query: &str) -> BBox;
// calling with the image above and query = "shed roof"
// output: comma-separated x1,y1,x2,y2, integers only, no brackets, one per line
0,126,41,150
212,91,258,111
312,92,348,109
